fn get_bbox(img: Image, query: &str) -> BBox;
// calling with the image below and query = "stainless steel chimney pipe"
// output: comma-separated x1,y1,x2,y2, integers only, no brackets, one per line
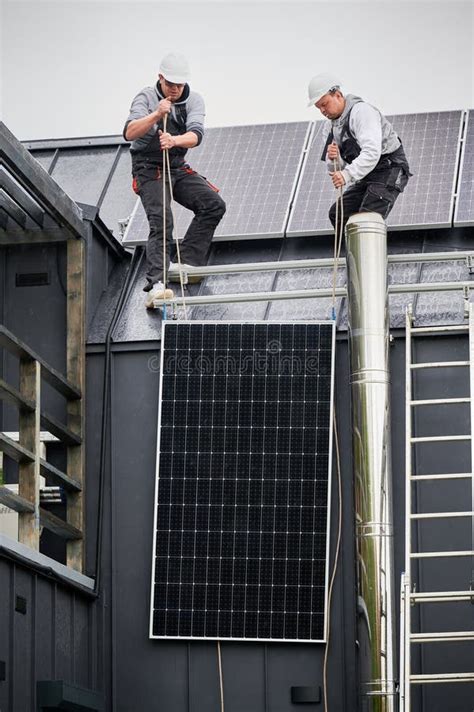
345,213,397,712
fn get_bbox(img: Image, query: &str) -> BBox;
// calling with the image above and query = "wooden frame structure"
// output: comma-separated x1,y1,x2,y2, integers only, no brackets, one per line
0,122,87,572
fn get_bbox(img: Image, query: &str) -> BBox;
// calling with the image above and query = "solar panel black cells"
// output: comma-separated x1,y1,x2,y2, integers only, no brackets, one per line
454,110,474,226
150,322,335,642
122,122,310,246
386,111,462,229
286,121,334,236
287,111,463,236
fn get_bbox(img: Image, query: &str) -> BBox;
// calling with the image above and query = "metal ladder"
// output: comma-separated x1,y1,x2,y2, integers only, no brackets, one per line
400,304,474,711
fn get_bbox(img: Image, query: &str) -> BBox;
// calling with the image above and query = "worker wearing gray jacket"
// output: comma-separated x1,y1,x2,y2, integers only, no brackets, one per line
124,53,226,308
307,73,411,231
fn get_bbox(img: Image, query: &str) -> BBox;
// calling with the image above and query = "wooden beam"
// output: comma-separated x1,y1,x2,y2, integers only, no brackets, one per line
0,122,86,239
0,228,67,245
40,411,82,446
0,377,35,412
40,459,82,492
66,237,86,571
0,168,45,226
40,508,82,540
0,486,35,513
0,189,27,228
18,359,41,550
0,432,34,463
0,325,81,399
0,207,8,229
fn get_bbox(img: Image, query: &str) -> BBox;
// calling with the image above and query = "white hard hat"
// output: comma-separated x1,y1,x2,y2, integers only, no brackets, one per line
307,73,341,107
159,53,190,84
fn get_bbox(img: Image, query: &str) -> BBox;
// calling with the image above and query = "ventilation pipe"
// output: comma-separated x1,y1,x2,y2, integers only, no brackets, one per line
345,212,397,711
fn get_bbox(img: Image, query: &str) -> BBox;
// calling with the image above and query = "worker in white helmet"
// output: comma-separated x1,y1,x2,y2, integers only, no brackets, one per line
307,73,411,231
124,53,226,308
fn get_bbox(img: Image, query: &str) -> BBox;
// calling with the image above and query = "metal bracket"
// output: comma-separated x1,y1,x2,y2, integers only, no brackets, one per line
463,286,471,317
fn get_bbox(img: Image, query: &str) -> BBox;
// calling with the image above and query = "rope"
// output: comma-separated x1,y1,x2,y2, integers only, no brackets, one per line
217,640,225,712
163,141,188,319
161,113,188,319
331,154,344,321
324,146,344,710
323,410,343,712
162,115,168,320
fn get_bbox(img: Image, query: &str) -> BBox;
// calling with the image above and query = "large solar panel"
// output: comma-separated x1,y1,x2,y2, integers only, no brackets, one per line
287,111,463,236
150,322,335,642
454,110,474,226
123,122,310,245
386,111,462,229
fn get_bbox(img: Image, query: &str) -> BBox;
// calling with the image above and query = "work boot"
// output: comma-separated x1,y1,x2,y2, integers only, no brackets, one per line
168,261,203,284
145,281,174,309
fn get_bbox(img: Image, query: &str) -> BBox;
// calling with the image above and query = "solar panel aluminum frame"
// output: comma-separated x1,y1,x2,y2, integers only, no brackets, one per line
287,111,466,236
285,121,335,238
383,110,464,231
454,109,473,227
443,109,465,231
149,320,336,644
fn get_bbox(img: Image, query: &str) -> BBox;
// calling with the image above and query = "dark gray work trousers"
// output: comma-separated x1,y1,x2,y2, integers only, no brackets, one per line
329,144,411,232
132,160,226,290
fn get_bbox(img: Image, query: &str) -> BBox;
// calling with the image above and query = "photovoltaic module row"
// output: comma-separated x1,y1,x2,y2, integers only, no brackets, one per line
124,111,467,245
454,109,474,226
123,122,310,245
150,322,335,642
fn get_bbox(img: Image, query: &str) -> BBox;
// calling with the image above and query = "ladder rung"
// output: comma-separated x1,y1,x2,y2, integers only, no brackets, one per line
411,325,470,334
410,511,474,520
410,672,474,684
411,435,471,443
411,361,470,369
410,591,474,603
411,551,474,559
411,397,471,406
410,473,472,481
410,631,474,643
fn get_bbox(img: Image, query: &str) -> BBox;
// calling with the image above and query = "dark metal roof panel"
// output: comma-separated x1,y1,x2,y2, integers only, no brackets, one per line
49,147,118,208
97,148,136,238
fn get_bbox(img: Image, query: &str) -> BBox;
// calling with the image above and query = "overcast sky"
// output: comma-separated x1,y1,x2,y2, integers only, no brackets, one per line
1,0,473,141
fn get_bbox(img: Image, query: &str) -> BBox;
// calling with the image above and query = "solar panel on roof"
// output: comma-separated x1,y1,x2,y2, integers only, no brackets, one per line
123,123,310,246
285,122,334,237
150,322,335,642
386,111,462,229
287,111,463,236
454,110,474,227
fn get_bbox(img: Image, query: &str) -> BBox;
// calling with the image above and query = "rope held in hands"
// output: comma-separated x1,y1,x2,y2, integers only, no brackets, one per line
161,113,188,320
331,148,344,321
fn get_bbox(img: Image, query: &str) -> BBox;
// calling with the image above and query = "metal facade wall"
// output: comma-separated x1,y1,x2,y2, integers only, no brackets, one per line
101,343,358,712
96,335,473,712
0,557,103,712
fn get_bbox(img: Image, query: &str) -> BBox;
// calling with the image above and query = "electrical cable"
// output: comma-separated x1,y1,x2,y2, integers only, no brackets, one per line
93,248,142,594
323,410,343,712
